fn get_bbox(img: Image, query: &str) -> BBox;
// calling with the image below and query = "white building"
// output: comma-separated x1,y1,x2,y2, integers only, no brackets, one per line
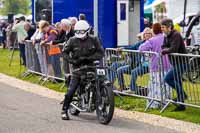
145,0,200,23
166,0,200,20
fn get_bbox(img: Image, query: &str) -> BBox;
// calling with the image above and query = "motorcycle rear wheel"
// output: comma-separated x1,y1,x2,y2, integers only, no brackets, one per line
69,102,80,116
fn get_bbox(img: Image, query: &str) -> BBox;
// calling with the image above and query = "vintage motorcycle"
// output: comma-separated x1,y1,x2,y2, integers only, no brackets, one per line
65,61,115,125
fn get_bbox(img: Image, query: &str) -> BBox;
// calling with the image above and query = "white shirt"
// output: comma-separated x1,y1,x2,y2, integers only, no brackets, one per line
12,21,28,43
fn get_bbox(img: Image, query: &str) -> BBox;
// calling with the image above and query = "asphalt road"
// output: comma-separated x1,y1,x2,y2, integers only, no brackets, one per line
0,82,178,133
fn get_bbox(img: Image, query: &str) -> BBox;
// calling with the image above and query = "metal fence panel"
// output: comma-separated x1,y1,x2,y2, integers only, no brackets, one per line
105,48,200,111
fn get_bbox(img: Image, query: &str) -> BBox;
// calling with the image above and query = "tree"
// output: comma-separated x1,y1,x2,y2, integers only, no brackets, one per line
0,0,31,15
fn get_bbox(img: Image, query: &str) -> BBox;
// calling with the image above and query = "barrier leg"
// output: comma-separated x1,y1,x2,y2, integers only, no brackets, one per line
160,101,171,113
60,83,66,90
113,90,124,106
144,99,154,112
41,77,49,85
37,76,44,84
21,70,31,78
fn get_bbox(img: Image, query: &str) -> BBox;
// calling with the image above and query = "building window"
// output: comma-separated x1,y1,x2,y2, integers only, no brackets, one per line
120,3,126,21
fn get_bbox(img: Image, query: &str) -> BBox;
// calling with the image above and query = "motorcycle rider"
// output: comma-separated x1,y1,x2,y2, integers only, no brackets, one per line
61,20,104,120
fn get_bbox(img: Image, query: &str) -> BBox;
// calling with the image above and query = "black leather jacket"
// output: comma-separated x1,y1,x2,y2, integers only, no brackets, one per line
53,29,74,44
162,30,187,66
162,30,187,54
62,35,104,68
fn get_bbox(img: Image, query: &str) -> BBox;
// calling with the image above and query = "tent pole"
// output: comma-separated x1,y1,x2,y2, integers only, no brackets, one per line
94,0,98,36
182,0,187,33
183,0,187,23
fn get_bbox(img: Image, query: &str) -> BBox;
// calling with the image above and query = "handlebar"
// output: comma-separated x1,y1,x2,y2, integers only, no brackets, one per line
72,65,92,73
72,65,109,73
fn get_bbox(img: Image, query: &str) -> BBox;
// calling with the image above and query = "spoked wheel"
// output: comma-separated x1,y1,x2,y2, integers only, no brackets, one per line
188,58,200,83
188,70,200,83
69,101,80,116
96,81,115,125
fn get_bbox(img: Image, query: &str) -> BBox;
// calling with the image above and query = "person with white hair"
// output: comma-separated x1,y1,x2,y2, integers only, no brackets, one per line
60,19,74,41
68,17,78,30
52,19,74,74
51,19,73,45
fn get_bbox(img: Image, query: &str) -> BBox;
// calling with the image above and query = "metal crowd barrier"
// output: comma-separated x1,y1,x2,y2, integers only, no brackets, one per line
105,48,170,111
161,53,200,112
105,48,200,112
23,42,200,112
25,40,40,73
24,40,66,89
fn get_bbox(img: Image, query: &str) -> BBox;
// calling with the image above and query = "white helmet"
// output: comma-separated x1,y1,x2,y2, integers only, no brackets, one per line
74,20,90,39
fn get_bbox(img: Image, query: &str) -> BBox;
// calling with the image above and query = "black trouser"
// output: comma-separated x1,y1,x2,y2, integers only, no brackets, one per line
19,43,26,66
62,74,80,111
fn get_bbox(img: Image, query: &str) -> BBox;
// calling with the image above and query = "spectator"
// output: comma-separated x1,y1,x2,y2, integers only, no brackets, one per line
68,17,78,31
60,19,74,74
0,27,4,47
12,16,28,66
40,21,62,79
53,19,73,45
78,14,94,35
161,18,188,111
2,24,7,49
117,28,152,91
139,23,171,108
24,22,36,40
6,23,15,49
108,28,152,91
129,28,153,92
144,18,152,28
79,13,86,20
61,19,74,41
31,20,47,75
55,22,62,32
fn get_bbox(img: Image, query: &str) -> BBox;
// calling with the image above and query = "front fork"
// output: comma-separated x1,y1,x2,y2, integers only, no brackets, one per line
95,77,102,108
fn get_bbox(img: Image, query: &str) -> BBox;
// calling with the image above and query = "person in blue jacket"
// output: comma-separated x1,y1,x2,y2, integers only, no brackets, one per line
108,28,153,92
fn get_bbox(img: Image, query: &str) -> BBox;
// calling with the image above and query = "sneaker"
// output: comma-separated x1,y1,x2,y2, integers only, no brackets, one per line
61,111,70,120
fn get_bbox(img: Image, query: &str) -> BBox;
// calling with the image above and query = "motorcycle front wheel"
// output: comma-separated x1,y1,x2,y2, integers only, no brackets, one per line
96,81,115,125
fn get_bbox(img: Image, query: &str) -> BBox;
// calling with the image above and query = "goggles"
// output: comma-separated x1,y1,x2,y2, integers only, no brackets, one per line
75,28,89,34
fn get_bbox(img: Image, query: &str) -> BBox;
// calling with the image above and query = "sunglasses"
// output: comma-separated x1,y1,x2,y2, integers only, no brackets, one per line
75,29,89,34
